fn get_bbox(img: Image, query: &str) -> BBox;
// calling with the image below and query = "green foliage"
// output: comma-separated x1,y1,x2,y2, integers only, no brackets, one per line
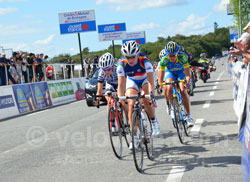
52,27,231,63
230,0,250,32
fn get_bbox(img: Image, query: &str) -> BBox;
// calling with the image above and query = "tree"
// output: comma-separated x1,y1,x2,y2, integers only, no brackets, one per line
230,0,250,33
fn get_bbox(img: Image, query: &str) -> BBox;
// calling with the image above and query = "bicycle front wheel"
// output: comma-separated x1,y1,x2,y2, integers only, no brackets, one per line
132,111,144,172
108,108,123,159
144,112,154,160
173,97,185,144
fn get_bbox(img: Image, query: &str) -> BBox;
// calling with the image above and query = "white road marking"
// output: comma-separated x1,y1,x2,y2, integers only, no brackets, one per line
166,166,185,182
215,82,219,85
190,119,204,134
203,101,211,108
209,91,215,96
213,86,217,89
216,71,224,80
27,110,48,116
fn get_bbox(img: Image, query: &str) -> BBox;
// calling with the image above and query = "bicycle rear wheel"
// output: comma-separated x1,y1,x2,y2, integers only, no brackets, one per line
173,97,185,144
144,111,154,160
132,111,144,172
108,108,123,159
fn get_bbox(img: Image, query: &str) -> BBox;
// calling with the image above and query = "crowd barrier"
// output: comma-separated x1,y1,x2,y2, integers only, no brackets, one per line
0,77,86,120
230,59,250,182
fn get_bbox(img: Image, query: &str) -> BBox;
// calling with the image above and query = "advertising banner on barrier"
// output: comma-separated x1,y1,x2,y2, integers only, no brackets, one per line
47,80,75,105
236,65,249,129
12,84,36,114
241,64,250,182
0,85,19,120
71,78,85,100
30,82,53,109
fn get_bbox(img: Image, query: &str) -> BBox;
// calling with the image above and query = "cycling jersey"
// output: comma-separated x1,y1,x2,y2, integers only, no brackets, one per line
198,58,209,64
117,53,154,91
159,52,189,81
159,52,189,73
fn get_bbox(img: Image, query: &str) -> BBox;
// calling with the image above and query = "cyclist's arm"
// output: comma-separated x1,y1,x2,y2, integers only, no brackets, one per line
117,64,126,97
96,82,103,96
184,67,191,84
158,59,166,85
145,61,155,95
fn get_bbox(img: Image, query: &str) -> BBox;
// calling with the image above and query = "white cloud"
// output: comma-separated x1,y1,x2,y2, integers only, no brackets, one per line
69,48,78,55
96,0,188,11
131,22,160,31
34,35,55,45
0,7,17,15
213,0,230,13
162,14,210,36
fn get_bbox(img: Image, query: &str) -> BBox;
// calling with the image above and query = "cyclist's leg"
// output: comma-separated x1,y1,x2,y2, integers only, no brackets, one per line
105,83,116,113
125,78,139,132
177,72,190,114
164,70,174,104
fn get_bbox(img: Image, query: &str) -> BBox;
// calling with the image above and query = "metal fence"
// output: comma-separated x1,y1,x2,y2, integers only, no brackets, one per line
0,63,99,86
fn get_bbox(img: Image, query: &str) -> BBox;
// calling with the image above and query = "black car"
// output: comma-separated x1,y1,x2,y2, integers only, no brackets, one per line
84,68,106,106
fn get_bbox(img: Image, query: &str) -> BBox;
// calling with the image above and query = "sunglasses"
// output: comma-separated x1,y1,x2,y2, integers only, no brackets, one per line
168,54,177,58
103,66,113,72
125,56,136,59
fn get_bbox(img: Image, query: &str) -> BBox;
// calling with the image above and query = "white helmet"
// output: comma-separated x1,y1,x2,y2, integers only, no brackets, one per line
121,41,140,57
159,49,166,59
98,52,115,69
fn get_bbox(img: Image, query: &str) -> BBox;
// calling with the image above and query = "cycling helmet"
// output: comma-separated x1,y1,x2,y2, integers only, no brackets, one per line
165,41,179,55
159,49,166,59
121,41,140,57
98,52,115,69
200,53,206,57
179,46,184,52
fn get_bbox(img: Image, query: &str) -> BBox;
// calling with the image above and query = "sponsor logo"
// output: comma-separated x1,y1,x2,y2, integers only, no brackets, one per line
0,95,15,109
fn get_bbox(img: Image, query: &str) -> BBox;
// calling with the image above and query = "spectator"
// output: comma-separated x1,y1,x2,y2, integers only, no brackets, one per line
92,55,98,73
22,53,28,83
9,58,18,84
84,58,90,76
15,56,23,84
27,53,35,82
46,60,53,80
66,58,71,79
39,53,45,81
0,53,6,86
71,59,75,77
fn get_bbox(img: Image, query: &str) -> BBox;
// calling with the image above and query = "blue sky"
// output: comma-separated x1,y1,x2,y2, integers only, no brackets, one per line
0,0,233,58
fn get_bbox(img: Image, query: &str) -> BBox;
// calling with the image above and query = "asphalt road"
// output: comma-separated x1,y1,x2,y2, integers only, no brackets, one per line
0,59,243,182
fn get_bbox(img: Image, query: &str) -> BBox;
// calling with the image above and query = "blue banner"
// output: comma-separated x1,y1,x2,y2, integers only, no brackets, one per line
0,95,15,109
122,38,146,45
59,20,96,34
98,23,126,33
12,85,36,114
30,82,53,109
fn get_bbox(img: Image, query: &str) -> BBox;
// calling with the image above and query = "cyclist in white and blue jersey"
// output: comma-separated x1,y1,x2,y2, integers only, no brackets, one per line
117,41,159,149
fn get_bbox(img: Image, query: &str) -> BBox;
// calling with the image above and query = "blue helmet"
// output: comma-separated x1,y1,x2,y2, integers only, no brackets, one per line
165,41,179,55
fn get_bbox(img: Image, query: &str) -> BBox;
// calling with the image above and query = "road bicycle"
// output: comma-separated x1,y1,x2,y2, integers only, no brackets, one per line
119,92,154,172
95,92,130,159
160,80,189,143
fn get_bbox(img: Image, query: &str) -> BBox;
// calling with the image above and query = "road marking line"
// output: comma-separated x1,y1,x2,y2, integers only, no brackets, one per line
190,119,204,133
209,91,215,96
166,166,185,182
203,101,211,108
215,82,219,85
213,86,217,89
216,71,224,80
27,110,48,116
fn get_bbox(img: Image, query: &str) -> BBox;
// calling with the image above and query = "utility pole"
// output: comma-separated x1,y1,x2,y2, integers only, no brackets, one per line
239,0,242,36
